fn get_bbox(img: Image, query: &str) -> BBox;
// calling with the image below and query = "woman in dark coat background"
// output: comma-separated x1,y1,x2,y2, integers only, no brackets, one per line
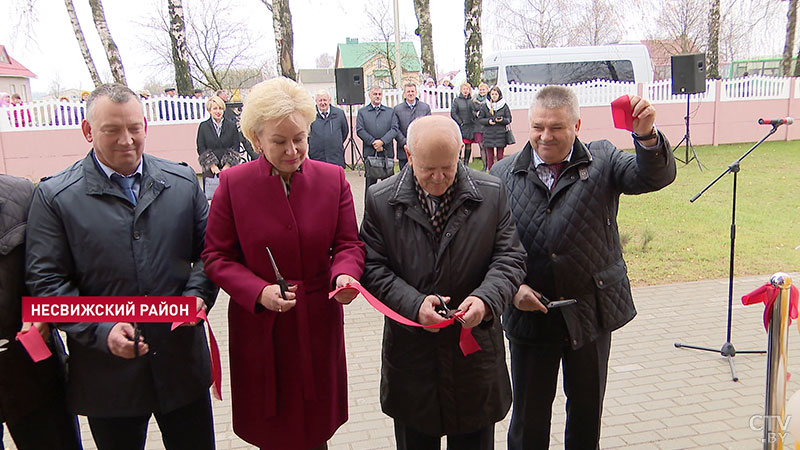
196,95,241,178
450,82,480,166
477,86,512,170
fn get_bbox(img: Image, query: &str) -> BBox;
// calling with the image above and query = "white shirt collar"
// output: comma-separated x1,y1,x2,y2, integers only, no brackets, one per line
532,147,572,168
93,151,143,179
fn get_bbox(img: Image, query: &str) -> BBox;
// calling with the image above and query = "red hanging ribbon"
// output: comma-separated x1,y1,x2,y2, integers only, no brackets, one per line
16,326,52,362
172,309,222,400
741,283,800,331
329,284,481,356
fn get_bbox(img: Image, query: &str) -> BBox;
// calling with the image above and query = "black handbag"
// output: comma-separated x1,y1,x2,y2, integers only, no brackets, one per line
505,126,516,145
364,152,395,179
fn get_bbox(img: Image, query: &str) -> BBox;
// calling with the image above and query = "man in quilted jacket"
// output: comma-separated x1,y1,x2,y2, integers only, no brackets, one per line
491,85,676,449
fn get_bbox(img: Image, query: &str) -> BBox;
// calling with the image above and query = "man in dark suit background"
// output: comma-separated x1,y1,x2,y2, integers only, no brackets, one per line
392,83,431,170
309,90,349,167
356,85,397,193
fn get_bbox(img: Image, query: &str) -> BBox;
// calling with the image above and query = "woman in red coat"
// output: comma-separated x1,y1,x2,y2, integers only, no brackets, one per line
202,77,365,450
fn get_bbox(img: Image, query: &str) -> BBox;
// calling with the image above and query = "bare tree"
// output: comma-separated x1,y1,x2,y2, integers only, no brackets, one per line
413,0,436,80
259,0,296,80
361,0,415,88
571,0,622,46
491,0,570,48
465,0,483,86
783,0,797,75
315,53,334,68
168,0,193,95
706,0,721,78
64,0,102,87
88,0,127,85
655,0,707,53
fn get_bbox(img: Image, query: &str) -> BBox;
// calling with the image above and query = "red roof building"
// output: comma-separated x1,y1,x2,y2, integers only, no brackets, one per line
0,45,36,101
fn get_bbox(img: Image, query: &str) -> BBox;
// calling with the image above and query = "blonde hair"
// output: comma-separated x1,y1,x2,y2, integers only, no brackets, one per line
240,77,316,147
460,82,472,91
205,95,225,112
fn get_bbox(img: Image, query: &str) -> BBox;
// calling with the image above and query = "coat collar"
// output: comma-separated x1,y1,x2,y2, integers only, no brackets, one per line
82,151,169,197
388,162,483,208
512,138,593,175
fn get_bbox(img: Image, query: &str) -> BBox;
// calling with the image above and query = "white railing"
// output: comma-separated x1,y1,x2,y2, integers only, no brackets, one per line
720,75,789,101
0,96,208,132
2,77,797,132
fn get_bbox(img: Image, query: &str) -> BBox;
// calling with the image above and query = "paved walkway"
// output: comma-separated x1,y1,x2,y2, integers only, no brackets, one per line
5,171,798,449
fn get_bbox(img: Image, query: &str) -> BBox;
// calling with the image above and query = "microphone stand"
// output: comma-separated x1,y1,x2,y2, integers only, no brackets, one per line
674,124,780,382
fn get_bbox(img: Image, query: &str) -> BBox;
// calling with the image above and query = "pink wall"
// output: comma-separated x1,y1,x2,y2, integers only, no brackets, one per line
0,123,202,181
3,82,800,181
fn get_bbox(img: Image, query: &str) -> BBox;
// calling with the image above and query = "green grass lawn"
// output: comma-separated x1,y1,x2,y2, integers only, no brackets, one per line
617,140,800,286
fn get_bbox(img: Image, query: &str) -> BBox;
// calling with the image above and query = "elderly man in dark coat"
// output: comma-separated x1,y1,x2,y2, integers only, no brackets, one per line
356,85,398,192
25,84,218,450
392,83,431,171
0,174,82,450
360,115,526,450
309,90,349,167
491,85,676,450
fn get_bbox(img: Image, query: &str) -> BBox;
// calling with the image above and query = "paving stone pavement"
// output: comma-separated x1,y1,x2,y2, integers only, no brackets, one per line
5,171,798,449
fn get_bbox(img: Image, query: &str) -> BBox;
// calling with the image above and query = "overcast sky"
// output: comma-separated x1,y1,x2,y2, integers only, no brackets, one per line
0,0,500,95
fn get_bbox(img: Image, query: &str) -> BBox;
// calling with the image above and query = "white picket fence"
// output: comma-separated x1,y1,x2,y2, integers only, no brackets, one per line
0,96,208,131
0,76,792,132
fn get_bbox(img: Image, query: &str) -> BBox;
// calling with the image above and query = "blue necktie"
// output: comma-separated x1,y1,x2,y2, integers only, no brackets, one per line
111,173,138,206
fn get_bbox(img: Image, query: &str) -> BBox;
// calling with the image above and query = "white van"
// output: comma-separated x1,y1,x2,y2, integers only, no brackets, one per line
483,44,654,90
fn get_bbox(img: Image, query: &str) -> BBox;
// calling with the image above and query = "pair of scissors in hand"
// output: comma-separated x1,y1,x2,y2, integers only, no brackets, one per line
434,294,465,324
266,247,290,300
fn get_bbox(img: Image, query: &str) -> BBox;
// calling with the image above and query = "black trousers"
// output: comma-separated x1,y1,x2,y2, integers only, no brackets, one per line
394,421,494,450
4,401,82,450
507,320,611,450
87,392,214,450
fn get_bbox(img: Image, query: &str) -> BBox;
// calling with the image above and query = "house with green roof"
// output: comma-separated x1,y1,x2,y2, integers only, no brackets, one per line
335,37,422,89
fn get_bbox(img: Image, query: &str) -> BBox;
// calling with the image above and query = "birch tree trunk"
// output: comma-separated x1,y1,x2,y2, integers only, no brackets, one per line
464,0,482,86
261,0,297,81
88,0,127,85
706,0,720,78
784,0,798,76
414,0,436,81
64,0,102,87
168,0,193,95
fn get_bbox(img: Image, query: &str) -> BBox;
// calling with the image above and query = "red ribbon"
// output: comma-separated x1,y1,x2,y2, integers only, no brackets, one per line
329,284,481,356
16,327,52,362
741,283,800,331
172,310,222,400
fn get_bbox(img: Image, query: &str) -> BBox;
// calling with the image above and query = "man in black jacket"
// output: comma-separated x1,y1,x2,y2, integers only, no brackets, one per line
491,86,676,450
361,115,526,450
356,85,397,192
392,83,431,171
309,90,349,167
0,174,81,450
26,84,218,450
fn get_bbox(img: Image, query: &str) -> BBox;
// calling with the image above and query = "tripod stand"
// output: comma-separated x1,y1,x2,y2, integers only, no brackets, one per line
673,94,703,170
674,124,780,382
344,105,363,171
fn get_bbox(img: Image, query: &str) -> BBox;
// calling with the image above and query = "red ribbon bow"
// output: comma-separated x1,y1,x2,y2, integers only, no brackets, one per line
329,284,481,356
741,283,800,331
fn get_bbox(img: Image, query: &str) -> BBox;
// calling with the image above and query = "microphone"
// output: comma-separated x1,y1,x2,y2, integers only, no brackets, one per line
758,117,794,126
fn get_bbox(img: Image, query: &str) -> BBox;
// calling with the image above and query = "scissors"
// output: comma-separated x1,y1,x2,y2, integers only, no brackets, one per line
132,324,141,358
434,294,465,324
539,294,577,309
266,247,290,300
0,338,8,353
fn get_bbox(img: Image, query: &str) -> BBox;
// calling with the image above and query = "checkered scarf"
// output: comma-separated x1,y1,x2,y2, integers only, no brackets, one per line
414,179,455,240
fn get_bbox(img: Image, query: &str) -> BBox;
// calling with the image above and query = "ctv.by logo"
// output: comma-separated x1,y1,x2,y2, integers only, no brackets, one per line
750,415,792,444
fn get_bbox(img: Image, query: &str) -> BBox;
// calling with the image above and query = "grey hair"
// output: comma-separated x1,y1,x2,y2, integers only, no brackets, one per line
406,116,461,155
530,85,580,122
86,84,140,123
369,85,383,92
315,90,331,99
